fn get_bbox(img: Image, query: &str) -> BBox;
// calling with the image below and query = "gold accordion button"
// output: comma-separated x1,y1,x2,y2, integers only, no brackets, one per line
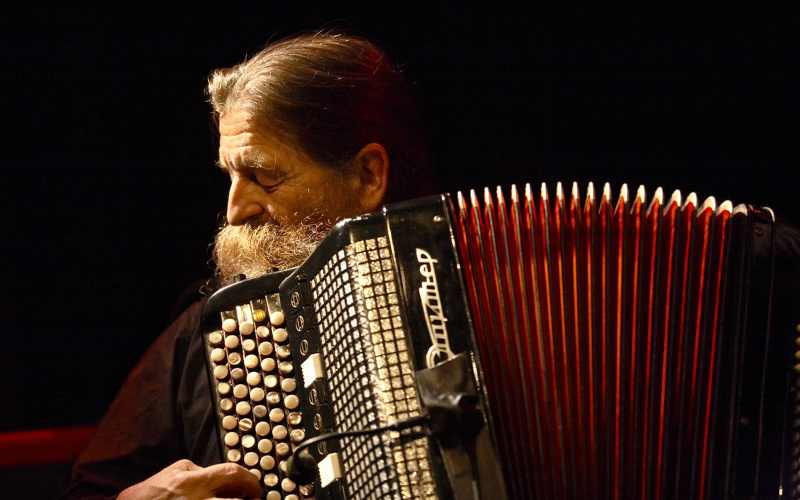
252,309,267,323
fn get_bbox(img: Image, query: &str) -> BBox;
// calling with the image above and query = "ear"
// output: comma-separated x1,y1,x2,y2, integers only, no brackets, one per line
353,143,389,212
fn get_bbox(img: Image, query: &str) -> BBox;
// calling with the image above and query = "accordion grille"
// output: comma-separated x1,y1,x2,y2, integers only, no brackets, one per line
311,236,435,499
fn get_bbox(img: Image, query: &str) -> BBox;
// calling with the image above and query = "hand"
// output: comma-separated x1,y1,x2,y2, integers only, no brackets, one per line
117,459,263,500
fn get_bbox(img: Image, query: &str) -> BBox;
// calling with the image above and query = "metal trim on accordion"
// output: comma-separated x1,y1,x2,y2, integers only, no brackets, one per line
201,182,800,500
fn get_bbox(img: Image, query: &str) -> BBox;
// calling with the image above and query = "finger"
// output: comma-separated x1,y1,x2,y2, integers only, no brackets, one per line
167,458,202,472
200,462,263,498
203,494,260,500
207,498,262,500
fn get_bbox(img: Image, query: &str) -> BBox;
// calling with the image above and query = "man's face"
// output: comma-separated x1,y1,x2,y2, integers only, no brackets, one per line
213,110,365,283
217,110,364,227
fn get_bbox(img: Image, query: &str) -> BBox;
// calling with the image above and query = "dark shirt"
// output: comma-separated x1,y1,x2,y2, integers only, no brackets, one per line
60,300,220,499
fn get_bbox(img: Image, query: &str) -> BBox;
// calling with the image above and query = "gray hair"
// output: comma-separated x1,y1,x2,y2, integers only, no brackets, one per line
206,32,433,203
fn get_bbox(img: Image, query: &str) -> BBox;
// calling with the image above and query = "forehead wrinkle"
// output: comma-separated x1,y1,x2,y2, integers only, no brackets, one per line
219,148,280,174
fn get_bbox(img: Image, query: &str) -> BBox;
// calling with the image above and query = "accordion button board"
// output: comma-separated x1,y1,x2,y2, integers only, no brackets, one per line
204,284,314,499
201,196,488,500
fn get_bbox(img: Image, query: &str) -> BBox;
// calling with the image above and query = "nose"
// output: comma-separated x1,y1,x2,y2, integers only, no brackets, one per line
226,175,265,225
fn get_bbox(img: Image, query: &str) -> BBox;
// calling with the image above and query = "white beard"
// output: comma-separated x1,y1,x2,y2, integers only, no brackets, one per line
212,218,329,286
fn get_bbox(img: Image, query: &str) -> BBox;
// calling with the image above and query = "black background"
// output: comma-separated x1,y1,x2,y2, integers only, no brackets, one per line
1,2,796,433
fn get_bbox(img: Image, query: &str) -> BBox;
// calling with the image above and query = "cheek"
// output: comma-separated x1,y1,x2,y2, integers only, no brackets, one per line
268,200,300,224
274,171,360,224
318,179,363,217
268,189,327,225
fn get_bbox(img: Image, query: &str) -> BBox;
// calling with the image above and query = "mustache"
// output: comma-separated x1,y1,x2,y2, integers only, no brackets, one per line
212,216,330,286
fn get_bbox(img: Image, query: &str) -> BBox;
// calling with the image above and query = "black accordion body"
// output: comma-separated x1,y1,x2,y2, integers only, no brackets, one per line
201,182,800,499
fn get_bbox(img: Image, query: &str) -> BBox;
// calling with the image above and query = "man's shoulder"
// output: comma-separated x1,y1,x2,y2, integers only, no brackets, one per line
168,277,215,324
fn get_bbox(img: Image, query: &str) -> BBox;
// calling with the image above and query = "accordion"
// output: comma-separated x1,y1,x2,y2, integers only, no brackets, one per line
201,182,800,499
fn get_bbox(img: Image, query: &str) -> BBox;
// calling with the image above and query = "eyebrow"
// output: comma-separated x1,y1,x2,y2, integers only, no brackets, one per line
217,153,282,176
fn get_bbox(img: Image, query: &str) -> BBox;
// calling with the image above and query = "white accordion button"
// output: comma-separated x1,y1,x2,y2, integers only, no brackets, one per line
243,452,259,467
222,318,237,333
250,387,265,402
269,408,285,423
255,422,270,436
301,354,324,388
260,454,276,470
256,325,270,339
278,361,293,374
208,331,223,346
273,426,288,441
258,342,274,357
210,348,226,363
221,415,237,430
264,375,279,389
224,335,240,349
213,366,229,380
252,405,267,419
273,328,288,343
290,429,305,443
226,449,241,463
281,378,297,393
246,372,262,387
244,354,259,369
281,478,297,492
233,384,248,399
284,394,300,410
261,358,276,372
235,401,251,416
224,432,239,447
238,418,253,433
241,435,255,449
239,320,254,335
258,438,273,453
287,412,302,427
319,453,343,488
269,311,285,326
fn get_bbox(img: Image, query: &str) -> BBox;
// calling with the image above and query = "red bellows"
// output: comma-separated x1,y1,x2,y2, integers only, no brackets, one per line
453,182,736,500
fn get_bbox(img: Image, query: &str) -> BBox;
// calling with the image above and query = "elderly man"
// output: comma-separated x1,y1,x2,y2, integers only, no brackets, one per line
62,32,432,500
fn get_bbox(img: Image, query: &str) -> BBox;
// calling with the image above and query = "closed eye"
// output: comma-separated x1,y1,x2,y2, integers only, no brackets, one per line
217,156,286,190
254,170,283,191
